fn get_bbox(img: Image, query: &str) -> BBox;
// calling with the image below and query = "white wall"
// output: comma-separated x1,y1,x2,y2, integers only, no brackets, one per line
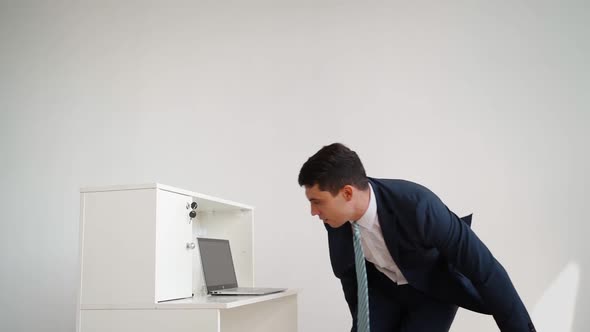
1,1,588,331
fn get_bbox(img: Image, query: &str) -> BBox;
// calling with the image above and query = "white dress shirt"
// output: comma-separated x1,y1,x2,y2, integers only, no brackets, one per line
353,183,408,285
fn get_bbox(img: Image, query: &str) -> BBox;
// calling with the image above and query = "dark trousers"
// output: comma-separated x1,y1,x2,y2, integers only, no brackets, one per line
367,284,458,332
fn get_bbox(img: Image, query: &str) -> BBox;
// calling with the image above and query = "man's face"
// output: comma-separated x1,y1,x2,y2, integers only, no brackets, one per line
305,184,352,228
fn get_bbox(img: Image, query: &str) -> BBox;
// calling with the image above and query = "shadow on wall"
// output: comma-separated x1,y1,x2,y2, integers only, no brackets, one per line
531,262,580,332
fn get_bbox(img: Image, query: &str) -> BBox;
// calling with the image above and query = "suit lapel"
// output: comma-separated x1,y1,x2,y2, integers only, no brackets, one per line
325,222,355,277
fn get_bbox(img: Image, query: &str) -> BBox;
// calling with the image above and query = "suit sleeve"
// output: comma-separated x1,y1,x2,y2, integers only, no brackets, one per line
340,277,358,332
415,191,535,332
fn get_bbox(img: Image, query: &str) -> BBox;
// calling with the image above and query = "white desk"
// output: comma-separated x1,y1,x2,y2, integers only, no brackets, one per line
80,290,298,332
78,184,298,332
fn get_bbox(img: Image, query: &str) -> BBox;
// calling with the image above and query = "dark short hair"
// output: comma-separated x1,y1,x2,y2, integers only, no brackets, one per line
298,143,369,196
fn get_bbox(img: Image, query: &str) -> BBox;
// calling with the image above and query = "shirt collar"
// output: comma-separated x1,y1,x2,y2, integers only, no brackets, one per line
354,183,377,229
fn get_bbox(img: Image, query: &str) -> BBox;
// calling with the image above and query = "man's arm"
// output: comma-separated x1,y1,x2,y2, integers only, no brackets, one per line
415,190,535,332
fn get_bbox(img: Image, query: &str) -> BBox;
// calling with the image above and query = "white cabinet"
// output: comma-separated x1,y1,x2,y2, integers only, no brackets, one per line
155,189,193,302
77,183,297,332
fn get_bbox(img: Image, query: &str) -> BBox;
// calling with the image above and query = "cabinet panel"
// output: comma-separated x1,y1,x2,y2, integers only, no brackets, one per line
155,189,194,302
80,190,156,306
80,309,220,332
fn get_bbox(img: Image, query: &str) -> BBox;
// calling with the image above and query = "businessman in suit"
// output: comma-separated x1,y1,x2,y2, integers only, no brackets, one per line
298,143,535,332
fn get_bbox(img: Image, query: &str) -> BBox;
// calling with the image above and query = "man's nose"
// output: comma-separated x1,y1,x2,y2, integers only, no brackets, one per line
311,206,319,216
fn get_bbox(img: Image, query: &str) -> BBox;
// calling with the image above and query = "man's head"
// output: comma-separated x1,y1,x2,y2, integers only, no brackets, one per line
298,143,370,228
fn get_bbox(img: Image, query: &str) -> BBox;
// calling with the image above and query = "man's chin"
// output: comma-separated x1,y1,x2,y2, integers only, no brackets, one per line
325,220,347,228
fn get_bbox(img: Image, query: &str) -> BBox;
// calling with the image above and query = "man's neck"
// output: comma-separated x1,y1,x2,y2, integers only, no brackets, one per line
351,188,371,222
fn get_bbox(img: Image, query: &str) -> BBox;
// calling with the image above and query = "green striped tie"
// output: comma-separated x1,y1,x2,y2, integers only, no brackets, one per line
352,222,370,332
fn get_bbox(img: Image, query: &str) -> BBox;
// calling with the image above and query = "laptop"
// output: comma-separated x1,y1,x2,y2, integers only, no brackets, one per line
197,237,286,296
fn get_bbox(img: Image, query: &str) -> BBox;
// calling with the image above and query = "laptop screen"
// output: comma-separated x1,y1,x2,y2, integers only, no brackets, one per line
197,238,238,292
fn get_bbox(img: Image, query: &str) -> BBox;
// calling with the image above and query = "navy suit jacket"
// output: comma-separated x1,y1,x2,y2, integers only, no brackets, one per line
325,177,535,332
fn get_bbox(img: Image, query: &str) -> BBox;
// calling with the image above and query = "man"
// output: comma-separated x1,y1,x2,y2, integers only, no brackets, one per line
298,143,535,332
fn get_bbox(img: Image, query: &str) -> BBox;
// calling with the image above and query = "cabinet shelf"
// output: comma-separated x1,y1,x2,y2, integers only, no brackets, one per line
80,289,298,310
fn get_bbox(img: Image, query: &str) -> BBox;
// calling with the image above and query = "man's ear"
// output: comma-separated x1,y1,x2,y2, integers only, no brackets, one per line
341,185,354,200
